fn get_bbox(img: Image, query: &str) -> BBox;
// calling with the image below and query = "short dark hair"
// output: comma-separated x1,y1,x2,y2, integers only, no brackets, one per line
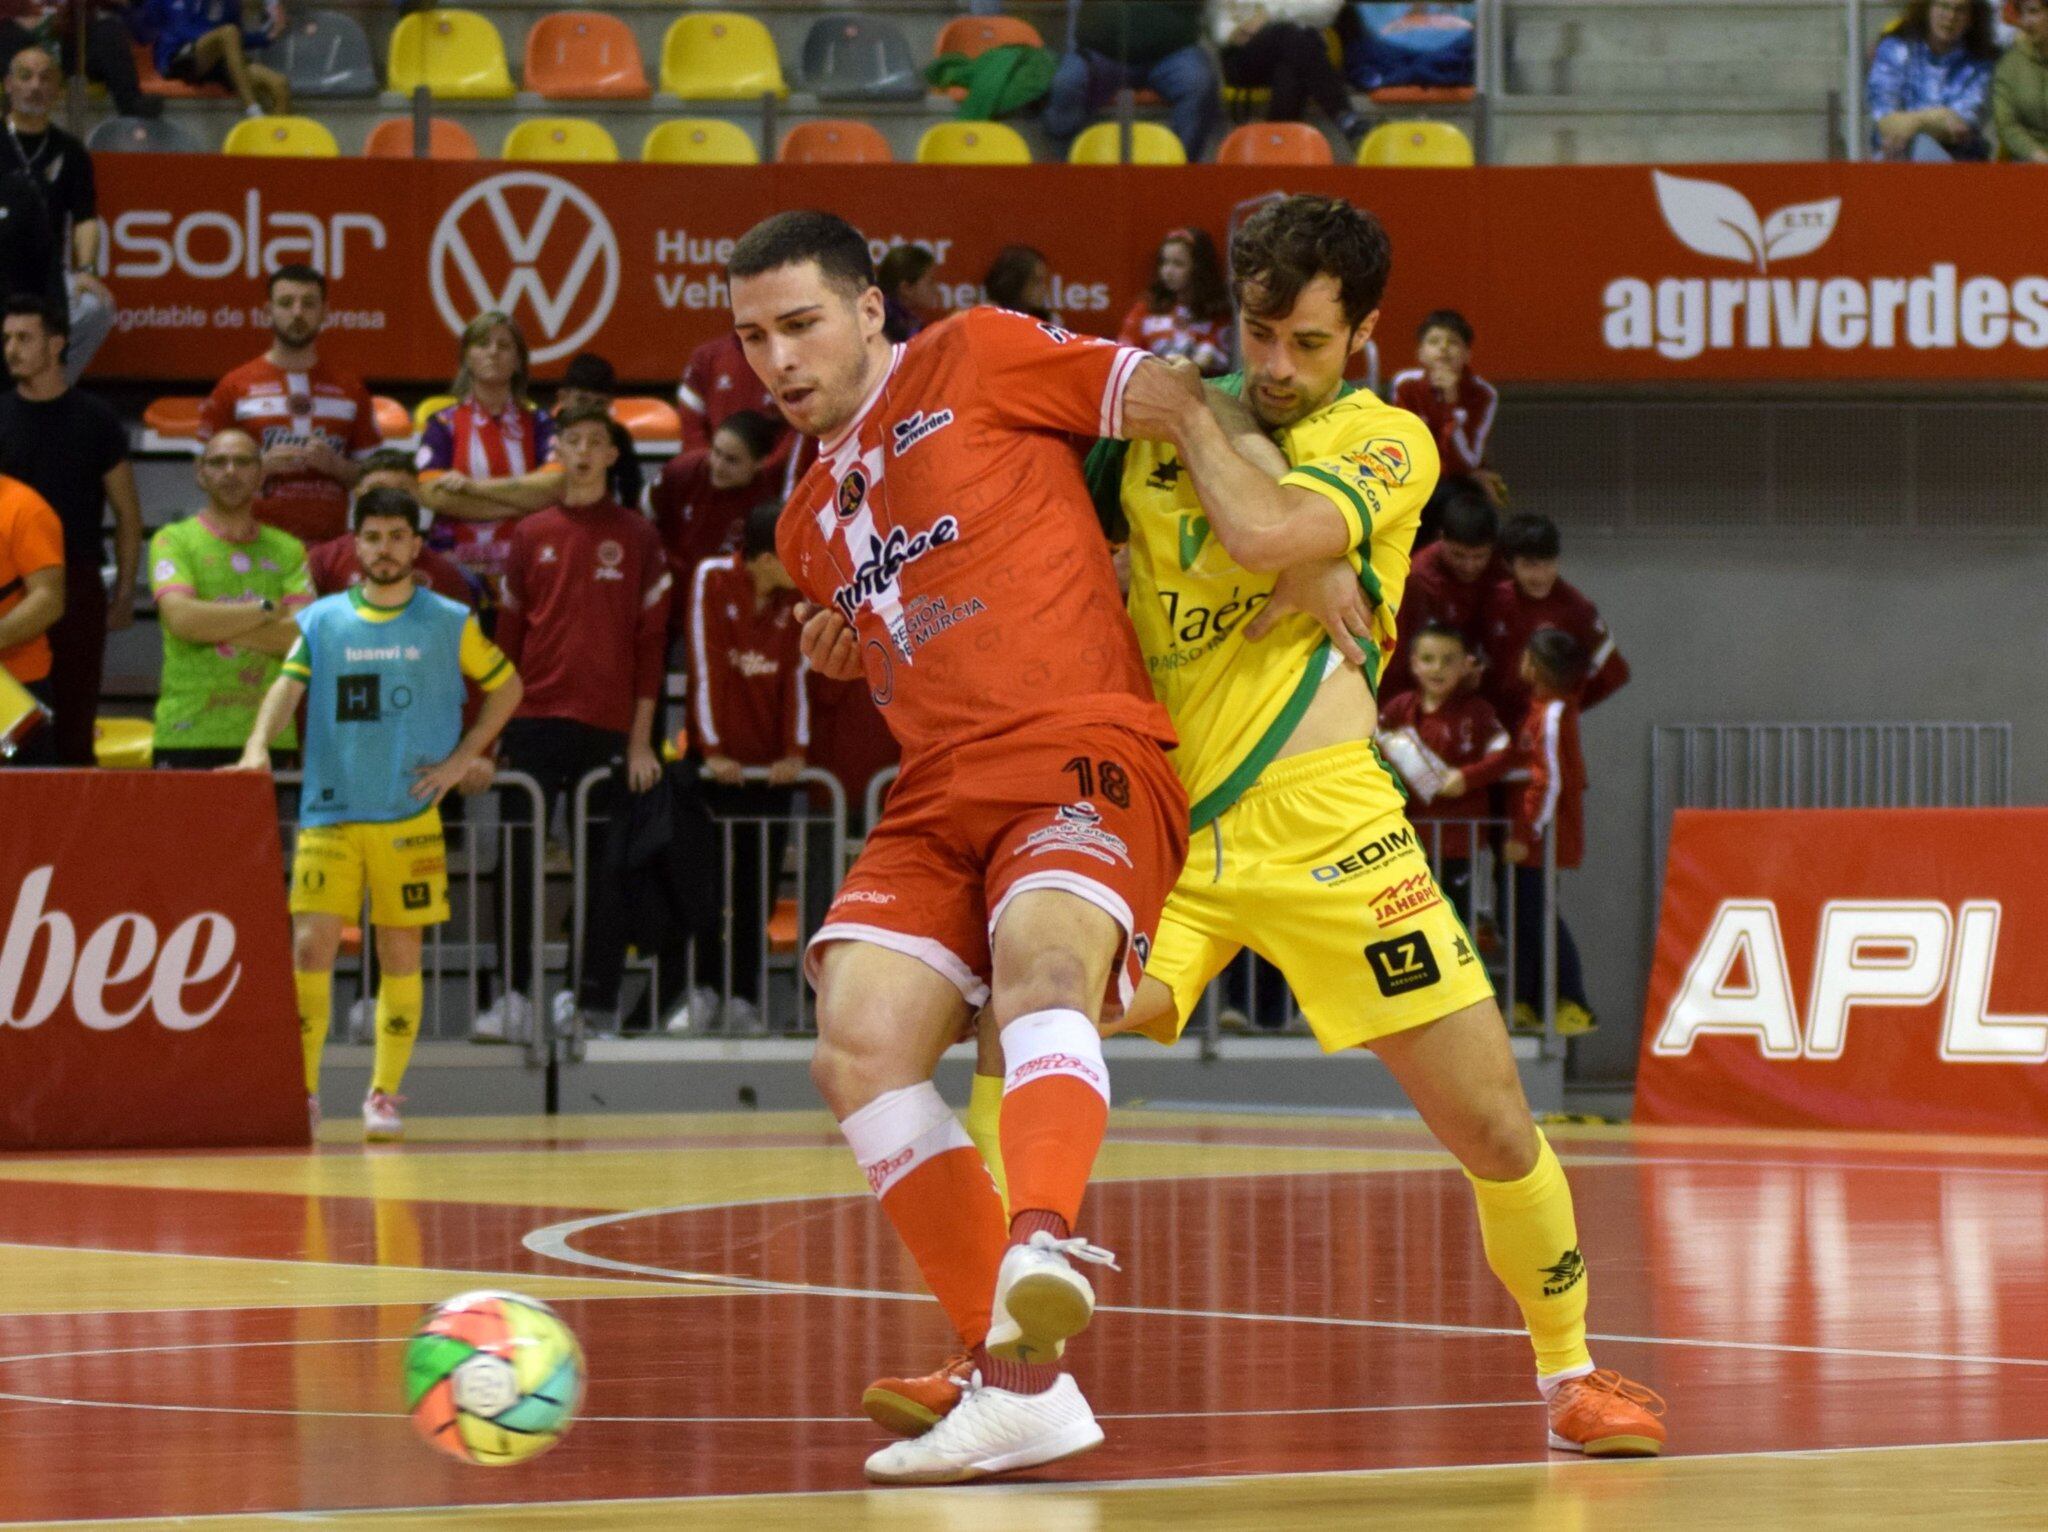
876,243,936,296
1438,484,1498,547
729,210,876,300
351,486,424,533
1412,618,1469,651
3,292,67,339
743,499,783,561
714,408,782,464
1525,626,1586,690
1230,195,1391,332
983,244,1050,318
269,264,326,298
554,399,615,435
1417,308,1473,346
357,447,416,480
1499,512,1561,562
561,351,617,395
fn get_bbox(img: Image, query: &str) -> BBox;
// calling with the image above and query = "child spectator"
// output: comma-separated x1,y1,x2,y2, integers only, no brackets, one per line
1504,627,1595,1036
1868,0,1997,160
1117,227,1234,376
1376,620,1512,921
1480,511,1628,731
1382,482,1505,699
983,244,1055,322
878,245,943,342
1390,309,1505,531
1993,0,2048,161
553,352,643,513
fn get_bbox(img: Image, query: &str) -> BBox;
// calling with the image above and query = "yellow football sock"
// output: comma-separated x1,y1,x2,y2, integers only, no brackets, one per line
295,969,331,1096
370,971,423,1096
1465,1129,1595,1378
966,1071,1009,1213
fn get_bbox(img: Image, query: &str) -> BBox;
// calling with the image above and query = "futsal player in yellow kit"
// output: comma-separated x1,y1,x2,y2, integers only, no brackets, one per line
871,195,1667,1457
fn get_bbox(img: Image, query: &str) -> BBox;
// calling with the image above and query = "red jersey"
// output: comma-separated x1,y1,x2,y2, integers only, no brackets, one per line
1390,367,1498,479
199,356,381,545
1377,689,1512,860
305,534,477,606
677,332,782,454
806,668,899,821
1509,691,1585,869
1115,300,1233,375
497,498,671,736
1479,575,1629,730
776,308,1170,766
648,448,758,607
1382,539,1511,699
686,552,807,766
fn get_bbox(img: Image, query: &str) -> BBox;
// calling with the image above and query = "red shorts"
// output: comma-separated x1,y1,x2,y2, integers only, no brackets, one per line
810,723,1188,1020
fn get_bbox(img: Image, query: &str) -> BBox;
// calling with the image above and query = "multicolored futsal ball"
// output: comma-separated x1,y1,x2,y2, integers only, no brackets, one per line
405,1291,585,1465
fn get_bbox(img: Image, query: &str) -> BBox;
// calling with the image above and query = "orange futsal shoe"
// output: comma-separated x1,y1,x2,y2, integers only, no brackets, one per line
862,1352,973,1438
1546,1369,1668,1456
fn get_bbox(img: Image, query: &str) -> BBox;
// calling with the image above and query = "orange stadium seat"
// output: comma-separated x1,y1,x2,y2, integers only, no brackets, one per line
931,14,1045,100
133,42,226,99
387,10,515,100
223,115,340,157
1217,122,1334,165
142,396,203,443
916,120,1031,165
641,118,759,164
660,13,787,100
1369,84,1477,105
611,397,682,445
502,116,620,163
363,116,480,159
525,12,651,101
778,119,893,163
372,397,412,441
1357,119,1474,167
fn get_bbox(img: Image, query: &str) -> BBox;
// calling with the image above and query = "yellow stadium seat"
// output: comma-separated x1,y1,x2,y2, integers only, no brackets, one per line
222,115,339,157
93,716,153,769
502,116,619,163
915,120,1031,165
640,117,759,164
660,13,787,100
413,394,457,433
1068,120,1185,165
1356,120,1474,167
387,10,515,101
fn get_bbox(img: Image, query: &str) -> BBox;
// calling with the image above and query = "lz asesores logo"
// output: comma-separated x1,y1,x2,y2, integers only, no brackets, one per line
430,171,620,365
1604,169,2048,360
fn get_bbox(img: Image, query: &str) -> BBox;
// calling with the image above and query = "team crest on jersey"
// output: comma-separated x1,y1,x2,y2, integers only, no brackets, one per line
891,410,954,457
1347,438,1413,487
594,539,625,581
836,468,869,523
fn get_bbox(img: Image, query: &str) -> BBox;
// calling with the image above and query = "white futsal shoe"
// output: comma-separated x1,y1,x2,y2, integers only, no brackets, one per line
863,1371,1103,1484
985,1231,1120,1365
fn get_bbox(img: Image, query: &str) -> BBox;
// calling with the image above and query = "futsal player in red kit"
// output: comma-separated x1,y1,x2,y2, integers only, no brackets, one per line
727,211,1193,1483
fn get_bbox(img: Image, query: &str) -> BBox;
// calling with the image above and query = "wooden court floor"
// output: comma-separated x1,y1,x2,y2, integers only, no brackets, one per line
1,1108,2045,1529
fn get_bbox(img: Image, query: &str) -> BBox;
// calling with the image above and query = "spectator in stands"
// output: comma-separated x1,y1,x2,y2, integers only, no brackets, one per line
1504,626,1596,1036
305,450,474,608
478,401,669,1044
1382,482,1504,699
1993,0,2048,160
1391,310,1505,532
143,0,288,115
1868,0,1997,160
983,244,1055,321
1211,0,1368,145
677,500,807,1035
147,426,310,767
1116,227,1234,375
650,407,779,617
0,2,159,119
416,311,562,594
200,264,380,548
2,45,116,379
0,293,138,766
676,326,783,457
0,469,60,763
1480,511,1629,731
878,244,942,342
1044,0,1221,161
553,350,644,512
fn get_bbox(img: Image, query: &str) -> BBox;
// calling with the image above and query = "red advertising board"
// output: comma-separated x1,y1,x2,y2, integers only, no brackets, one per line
0,771,306,1149
90,158,2048,386
1637,809,2048,1135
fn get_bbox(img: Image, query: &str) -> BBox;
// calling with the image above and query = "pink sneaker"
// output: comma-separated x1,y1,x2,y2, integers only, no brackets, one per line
362,1090,404,1142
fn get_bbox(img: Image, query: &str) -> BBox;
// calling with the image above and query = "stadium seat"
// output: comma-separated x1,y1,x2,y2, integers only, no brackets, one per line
640,118,759,164
386,10,515,101
413,394,458,433
142,396,203,443
916,120,1031,165
93,717,153,769
1069,121,1186,165
1216,122,1334,165
524,12,650,101
800,14,922,101
1357,120,1474,166
86,114,200,153
276,10,378,98
223,115,340,157
133,41,225,98
778,119,892,164
933,14,1045,60
612,396,682,446
363,116,480,159
660,13,787,100
502,116,620,163
372,397,412,441
1369,84,1477,105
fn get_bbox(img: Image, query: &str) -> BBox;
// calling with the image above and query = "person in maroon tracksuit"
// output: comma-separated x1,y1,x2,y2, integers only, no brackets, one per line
1380,485,1507,701
1479,511,1630,732
479,401,672,1042
650,409,782,638
1390,308,1506,541
1504,628,1595,1036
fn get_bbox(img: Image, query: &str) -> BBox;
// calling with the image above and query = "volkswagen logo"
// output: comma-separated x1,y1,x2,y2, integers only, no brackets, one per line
429,171,620,364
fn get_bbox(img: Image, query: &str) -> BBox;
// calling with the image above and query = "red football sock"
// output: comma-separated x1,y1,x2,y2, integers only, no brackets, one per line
999,1009,1111,1235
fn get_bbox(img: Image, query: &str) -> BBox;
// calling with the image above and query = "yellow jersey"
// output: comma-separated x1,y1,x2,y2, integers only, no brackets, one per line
1089,376,1437,830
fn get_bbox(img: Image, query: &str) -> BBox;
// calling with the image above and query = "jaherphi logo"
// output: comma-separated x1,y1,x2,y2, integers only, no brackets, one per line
429,172,620,365
836,468,868,523
1540,1247,1586,1298
1368,872,1443,925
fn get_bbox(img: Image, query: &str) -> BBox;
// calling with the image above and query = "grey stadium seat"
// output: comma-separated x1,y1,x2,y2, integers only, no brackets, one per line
800,14,923,101
86,115,202,153
277,10,380,98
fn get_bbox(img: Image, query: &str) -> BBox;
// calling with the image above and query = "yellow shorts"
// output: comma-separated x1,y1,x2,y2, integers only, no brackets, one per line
1140,741,1496,1052
288,806,450,927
